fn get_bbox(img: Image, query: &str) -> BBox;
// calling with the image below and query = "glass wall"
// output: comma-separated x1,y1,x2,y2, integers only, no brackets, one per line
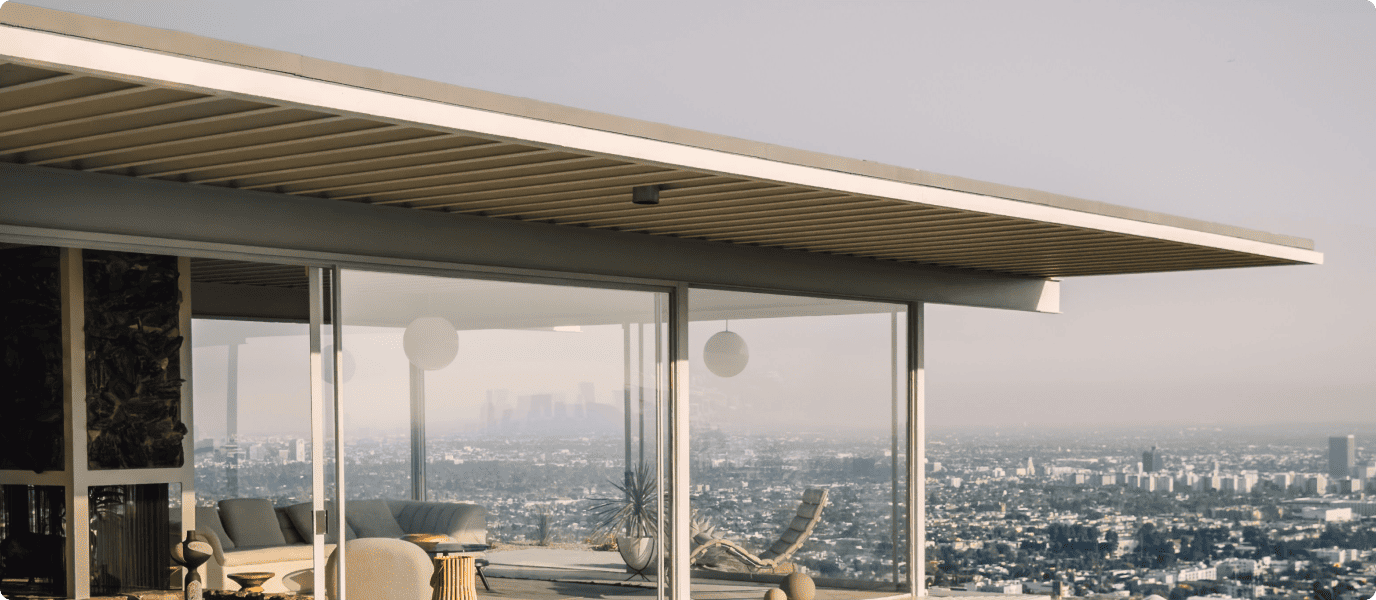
338,270,667,595
190,275,331,595
688,288,910,591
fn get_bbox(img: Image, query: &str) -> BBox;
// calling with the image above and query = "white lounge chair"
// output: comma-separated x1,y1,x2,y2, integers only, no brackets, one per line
690,488,828,574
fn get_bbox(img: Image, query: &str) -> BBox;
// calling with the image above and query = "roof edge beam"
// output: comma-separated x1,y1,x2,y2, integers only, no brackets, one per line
1,162,1061,313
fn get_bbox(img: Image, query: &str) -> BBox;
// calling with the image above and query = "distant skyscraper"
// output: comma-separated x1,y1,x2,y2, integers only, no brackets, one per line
1272,472,1294,490
528,394,553,419
1329,435,1355,479
290,438,307,462
1306,474,1328,495
1142,446,1160,472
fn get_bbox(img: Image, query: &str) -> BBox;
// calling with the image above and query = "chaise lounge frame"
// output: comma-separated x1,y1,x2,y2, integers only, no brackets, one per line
690,488,828,574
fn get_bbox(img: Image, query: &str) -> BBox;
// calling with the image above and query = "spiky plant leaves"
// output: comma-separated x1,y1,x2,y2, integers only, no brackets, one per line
587,463,659,541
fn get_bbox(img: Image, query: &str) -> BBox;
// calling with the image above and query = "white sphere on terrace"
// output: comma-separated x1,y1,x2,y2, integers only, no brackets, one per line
703,330,749,378
402,316,458,371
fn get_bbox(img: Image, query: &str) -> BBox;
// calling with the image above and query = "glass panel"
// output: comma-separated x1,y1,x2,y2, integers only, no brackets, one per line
338,270,667,599
191,280,321,594
688,288,909,596
89,483,177,594
0,485,66,597
0,245,64,473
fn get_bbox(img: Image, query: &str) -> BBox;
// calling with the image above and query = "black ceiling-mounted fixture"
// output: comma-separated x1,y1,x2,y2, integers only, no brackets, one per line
632,184,663,205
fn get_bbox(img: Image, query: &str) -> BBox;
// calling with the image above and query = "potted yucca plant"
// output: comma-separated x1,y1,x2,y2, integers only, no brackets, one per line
588,465,659,578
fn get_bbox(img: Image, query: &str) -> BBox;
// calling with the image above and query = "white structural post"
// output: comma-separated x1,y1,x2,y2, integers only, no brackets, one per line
176,255,197,587
308,267,328,598
908,303,925,597
669,285,691,600
60,247,91,600
891,310,901,589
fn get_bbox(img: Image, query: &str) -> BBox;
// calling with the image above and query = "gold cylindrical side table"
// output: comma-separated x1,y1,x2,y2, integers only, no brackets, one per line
431,551,481,600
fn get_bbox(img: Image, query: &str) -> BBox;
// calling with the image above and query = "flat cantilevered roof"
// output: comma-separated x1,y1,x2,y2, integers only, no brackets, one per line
0,3,1321,278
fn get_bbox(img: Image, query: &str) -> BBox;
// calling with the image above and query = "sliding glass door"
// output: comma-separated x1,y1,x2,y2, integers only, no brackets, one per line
336,269,668,599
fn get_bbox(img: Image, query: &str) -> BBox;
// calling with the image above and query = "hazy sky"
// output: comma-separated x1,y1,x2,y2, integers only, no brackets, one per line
25,1,1376,429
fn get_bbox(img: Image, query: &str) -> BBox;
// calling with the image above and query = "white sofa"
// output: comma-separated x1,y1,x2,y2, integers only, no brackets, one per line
194,498,486,593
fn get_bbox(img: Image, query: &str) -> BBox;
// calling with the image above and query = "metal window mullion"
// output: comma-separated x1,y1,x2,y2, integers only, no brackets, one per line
410,364,427,502
332,267,348,600
308,267,328,598
655,293,666,600
669,284,691,600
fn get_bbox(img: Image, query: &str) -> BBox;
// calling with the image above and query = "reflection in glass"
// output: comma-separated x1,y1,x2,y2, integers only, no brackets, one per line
89,483,177,594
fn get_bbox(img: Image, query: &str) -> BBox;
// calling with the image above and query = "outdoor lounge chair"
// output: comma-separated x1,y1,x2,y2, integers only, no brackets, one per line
689,488,828,574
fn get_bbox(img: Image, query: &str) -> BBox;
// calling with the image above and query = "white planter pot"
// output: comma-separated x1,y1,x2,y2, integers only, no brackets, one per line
616,535,658,577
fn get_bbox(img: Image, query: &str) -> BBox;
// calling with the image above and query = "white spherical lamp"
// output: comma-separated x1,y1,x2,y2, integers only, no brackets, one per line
703,330,749,378
403,316,458,371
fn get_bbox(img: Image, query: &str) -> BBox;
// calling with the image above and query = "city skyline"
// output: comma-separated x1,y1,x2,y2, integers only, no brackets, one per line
196,425,1376,596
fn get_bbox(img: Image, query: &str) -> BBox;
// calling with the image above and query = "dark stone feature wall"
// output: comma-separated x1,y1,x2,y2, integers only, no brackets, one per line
85,250,186,470
0,246,64,472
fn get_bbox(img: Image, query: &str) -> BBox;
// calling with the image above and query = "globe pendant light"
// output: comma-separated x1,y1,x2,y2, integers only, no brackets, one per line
703,321,748,378
403,316,459,371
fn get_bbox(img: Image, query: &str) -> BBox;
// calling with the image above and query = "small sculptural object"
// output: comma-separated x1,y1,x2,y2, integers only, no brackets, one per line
170,531,212,600
780,572,815,600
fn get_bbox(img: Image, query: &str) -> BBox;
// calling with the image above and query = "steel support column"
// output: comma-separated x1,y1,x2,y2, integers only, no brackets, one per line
668,285,691,600
908,302,925,597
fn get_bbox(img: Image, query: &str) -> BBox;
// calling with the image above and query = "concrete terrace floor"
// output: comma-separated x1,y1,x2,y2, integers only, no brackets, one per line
1,548,1030,600
482,548,904,600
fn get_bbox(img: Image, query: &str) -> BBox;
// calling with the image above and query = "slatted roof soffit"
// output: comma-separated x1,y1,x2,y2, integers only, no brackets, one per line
0,53,1317,278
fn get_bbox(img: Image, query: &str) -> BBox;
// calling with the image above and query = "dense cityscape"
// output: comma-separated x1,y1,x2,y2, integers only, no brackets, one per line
924,427,1375,600
196,425,1375,599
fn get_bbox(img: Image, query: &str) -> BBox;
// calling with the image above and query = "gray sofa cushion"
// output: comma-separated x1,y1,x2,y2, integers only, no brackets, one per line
389,500,487,546
220,499,287,547
287,502,356,544
195,505,236,550
347,500,406,538
277,507,304,544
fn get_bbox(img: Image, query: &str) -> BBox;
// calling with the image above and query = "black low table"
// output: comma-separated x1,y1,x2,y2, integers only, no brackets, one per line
430,543,492,591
